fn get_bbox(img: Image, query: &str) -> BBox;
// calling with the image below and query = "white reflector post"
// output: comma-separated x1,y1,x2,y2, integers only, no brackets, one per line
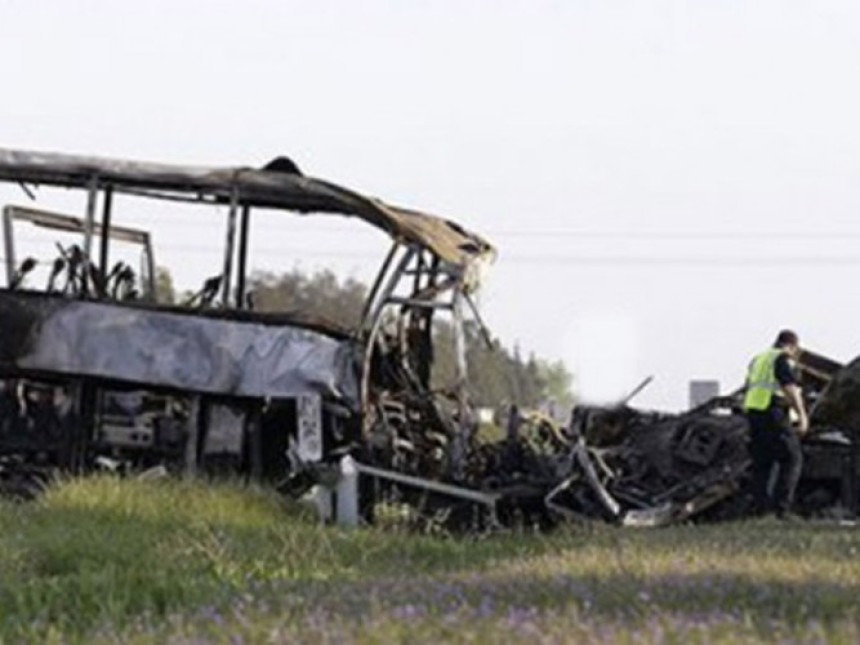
336,455,360,526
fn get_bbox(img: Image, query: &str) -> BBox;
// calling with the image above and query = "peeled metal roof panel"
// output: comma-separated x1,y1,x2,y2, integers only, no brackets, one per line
0,147,494,268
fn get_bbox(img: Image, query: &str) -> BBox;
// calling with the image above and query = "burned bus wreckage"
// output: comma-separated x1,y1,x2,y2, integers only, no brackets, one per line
0,147,857,526
0,147,495,503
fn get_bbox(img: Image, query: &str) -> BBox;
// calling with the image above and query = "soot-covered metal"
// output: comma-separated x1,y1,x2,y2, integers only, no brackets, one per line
0,292,360,403
0,146,495,503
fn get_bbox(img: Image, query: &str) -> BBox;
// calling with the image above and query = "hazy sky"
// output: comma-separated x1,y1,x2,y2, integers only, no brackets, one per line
2,1,860,410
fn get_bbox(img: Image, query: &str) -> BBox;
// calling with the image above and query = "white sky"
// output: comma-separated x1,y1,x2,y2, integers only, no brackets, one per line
2,0,860,410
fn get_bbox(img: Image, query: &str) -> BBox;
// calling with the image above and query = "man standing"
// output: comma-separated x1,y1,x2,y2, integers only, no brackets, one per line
743,330,809,517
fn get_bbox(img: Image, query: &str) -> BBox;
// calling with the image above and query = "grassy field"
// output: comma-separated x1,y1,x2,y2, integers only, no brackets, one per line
0,476,857,643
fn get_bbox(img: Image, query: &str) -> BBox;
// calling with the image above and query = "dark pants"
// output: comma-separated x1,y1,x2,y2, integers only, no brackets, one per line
747,407,803,515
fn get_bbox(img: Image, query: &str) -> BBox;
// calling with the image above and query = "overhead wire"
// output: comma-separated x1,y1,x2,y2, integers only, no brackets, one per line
8,216,860,267
19,222,860,240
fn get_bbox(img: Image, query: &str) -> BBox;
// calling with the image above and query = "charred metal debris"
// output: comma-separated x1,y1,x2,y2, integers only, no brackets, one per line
0,147,857,525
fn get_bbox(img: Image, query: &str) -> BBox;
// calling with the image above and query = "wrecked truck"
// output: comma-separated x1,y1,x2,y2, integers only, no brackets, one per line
0,146,495,503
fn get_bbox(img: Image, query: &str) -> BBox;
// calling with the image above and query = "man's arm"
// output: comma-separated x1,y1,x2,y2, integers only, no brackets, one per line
782,382,809,435
775,353,809,435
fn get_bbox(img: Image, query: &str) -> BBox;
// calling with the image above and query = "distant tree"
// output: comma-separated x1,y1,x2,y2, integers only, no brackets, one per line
248,268,367,328
433,321,574,414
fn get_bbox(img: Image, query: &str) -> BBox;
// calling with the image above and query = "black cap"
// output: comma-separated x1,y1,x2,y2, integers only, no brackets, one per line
774,329,799,348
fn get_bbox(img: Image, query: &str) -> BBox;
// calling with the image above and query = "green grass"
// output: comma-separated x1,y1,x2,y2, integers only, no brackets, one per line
0,476,857,643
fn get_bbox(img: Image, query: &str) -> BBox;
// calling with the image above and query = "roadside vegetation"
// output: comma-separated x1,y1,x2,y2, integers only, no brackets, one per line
0,476,857,643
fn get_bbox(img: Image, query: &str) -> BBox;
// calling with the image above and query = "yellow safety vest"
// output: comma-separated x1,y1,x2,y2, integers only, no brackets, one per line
743,348,784,411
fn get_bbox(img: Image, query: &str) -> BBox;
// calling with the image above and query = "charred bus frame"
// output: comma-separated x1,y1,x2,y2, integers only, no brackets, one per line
0,147,494,494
